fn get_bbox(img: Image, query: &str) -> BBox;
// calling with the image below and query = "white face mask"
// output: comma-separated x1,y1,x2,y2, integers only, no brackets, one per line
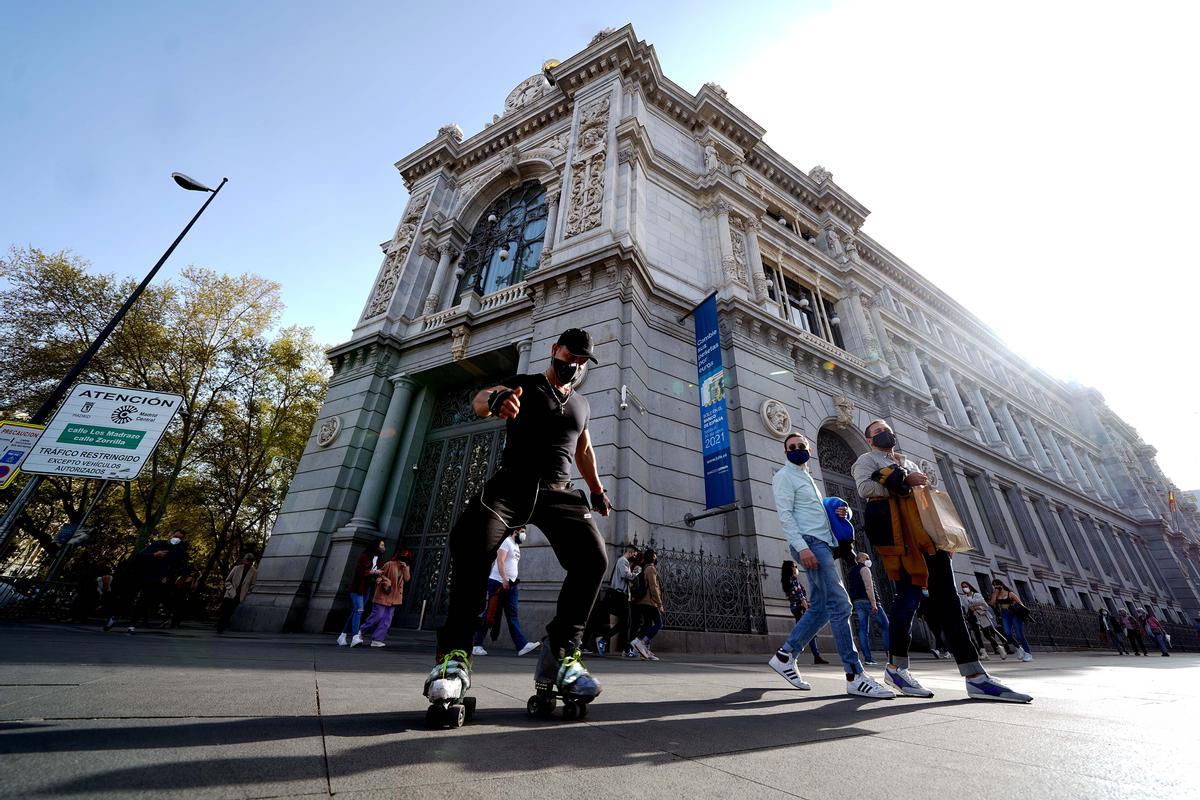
861,559,872,569
169,537,182,546
514,530,527,544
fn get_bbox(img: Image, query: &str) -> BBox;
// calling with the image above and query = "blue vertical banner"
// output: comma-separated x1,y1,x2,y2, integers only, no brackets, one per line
692,294,736,509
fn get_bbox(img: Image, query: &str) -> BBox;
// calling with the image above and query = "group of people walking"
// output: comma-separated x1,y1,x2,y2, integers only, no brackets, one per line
336,538,412,648
1099,606,1172,656
583,543,664,660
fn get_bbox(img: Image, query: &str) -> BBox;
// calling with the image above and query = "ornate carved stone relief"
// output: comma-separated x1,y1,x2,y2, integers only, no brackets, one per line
450,325,471,361
832,393,855,429
316,415,341,448
503,75,552,116
365,191,432,317
761,399,792,438
564,93,611,238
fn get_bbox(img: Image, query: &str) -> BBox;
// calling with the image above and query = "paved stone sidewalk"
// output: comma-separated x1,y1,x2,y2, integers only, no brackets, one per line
0,622,1197,799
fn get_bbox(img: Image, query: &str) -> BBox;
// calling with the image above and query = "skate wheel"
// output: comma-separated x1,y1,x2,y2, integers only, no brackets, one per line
451,704,466,728
463,696,476,722
424,705,441,728
526,696,540,716
563,702,578,721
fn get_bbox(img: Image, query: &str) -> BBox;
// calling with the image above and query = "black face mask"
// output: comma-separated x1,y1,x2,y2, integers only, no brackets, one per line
871,430,897,450
551,357,580,385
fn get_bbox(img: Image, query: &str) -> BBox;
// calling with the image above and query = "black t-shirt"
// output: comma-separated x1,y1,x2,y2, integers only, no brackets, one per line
496,373,590,483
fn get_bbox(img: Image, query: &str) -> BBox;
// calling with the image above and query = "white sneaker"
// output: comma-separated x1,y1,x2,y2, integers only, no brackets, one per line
1020,650,1033,662
517,641,540,656
642,645,660,661
631,638,651,659
370,641,386,648
768,651,811,690
847,672,896,699
350,634,363,648
471,645,488,656
884,665,934,698
998,647,1008,660
336,633,348,647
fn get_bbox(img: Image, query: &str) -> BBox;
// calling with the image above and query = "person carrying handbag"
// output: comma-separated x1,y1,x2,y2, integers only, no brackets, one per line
989,579,1033,662
852,418,1031,703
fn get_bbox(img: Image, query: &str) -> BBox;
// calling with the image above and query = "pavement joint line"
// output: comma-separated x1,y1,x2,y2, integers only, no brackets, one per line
314,656,334,798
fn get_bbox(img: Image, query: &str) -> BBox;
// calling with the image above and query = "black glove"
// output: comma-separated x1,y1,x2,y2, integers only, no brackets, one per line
487,389,514,416
590,489,612,515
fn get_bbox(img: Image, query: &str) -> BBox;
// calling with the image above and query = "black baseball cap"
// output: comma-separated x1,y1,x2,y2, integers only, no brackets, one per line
556,328,598,363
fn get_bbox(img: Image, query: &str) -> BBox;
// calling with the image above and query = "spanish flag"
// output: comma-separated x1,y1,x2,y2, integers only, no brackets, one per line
1168,489,1177,513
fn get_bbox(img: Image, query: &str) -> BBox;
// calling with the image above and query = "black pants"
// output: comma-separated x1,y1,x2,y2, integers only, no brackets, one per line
217,598,240,632
127,582,169,626
1107,629,1127,654
437,474,607,659
584,590,631,652
1126,629,1148,655
889,551,981,671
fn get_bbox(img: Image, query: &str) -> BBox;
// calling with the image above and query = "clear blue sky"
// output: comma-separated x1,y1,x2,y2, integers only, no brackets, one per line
4,1,1198,492
0,0,806,347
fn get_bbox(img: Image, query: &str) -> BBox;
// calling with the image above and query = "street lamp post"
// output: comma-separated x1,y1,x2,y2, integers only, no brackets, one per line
0,174,228,556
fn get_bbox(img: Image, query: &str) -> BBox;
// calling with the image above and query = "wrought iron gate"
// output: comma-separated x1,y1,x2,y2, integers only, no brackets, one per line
634,538,768,635
396,383,505,629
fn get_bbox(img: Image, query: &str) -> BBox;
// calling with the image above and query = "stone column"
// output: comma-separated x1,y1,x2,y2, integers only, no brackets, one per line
967,383,1004,447
743,217,769,301
345,374,420,530
1084,455,1114,502
541,187,561,265
904,344,932,394
1063,440,1096,493
515,338,534,373
866,296,902,375
1019,414,1056,475
1043,428,1080,488
997,401,1031,459
938,365,973,429
714,200,737,285
846,289,888,376
422,244,455,315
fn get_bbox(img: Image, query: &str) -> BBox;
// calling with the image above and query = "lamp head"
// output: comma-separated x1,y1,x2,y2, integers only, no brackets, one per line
172,172,213,192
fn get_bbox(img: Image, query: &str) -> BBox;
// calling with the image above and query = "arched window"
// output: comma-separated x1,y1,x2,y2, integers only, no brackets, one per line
456,180,548,296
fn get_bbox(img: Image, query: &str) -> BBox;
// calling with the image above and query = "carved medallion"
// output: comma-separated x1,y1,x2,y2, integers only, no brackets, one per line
317,416,341,448
760,399,792,438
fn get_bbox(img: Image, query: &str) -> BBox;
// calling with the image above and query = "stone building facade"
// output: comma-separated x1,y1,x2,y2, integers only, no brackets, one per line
237,25,1200,643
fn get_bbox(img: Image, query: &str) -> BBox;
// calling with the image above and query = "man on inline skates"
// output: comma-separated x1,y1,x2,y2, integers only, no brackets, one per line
424,328,611,726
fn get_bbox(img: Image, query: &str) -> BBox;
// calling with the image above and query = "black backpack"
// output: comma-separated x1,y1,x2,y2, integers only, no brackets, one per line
630,571,649,603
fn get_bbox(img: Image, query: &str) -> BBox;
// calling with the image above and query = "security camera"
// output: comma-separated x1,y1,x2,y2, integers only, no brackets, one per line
619,385,629,412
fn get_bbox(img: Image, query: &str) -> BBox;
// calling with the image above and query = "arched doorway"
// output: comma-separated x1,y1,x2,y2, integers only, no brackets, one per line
816,427,894,648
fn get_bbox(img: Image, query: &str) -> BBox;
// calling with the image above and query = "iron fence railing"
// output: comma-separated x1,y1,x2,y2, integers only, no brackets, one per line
1019,602,1199,652
0,577,78,620
632,538,768,635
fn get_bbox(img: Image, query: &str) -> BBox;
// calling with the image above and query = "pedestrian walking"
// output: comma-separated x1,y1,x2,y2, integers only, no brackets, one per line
766,431,894,699
1118,609,1148,655
472,529,540,656
358,547,412,647
780,560,828,664
853,418,1031,702
589,543,641,657
846,551,889,665
961,582,1007,659
989,579,1033,661
424,328,609,723
1140,608,1170,656
217,553,257,634
338,539,385,647
630,549,664,661
1098,608,1126,654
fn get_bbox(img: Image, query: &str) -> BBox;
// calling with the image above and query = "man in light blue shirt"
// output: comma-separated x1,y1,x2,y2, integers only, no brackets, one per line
768,432,894,699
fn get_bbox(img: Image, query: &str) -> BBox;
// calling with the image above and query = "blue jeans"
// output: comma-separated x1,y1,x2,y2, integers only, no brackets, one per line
853,599,890,662
1001,610,1031,652
1152,631,1169,654
634,605,664,641
341,592,365,635
782,539,861,677
472,579,529,649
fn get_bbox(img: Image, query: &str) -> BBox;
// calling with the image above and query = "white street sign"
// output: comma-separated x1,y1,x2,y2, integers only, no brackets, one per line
21,384,184,480
0,421,44,490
